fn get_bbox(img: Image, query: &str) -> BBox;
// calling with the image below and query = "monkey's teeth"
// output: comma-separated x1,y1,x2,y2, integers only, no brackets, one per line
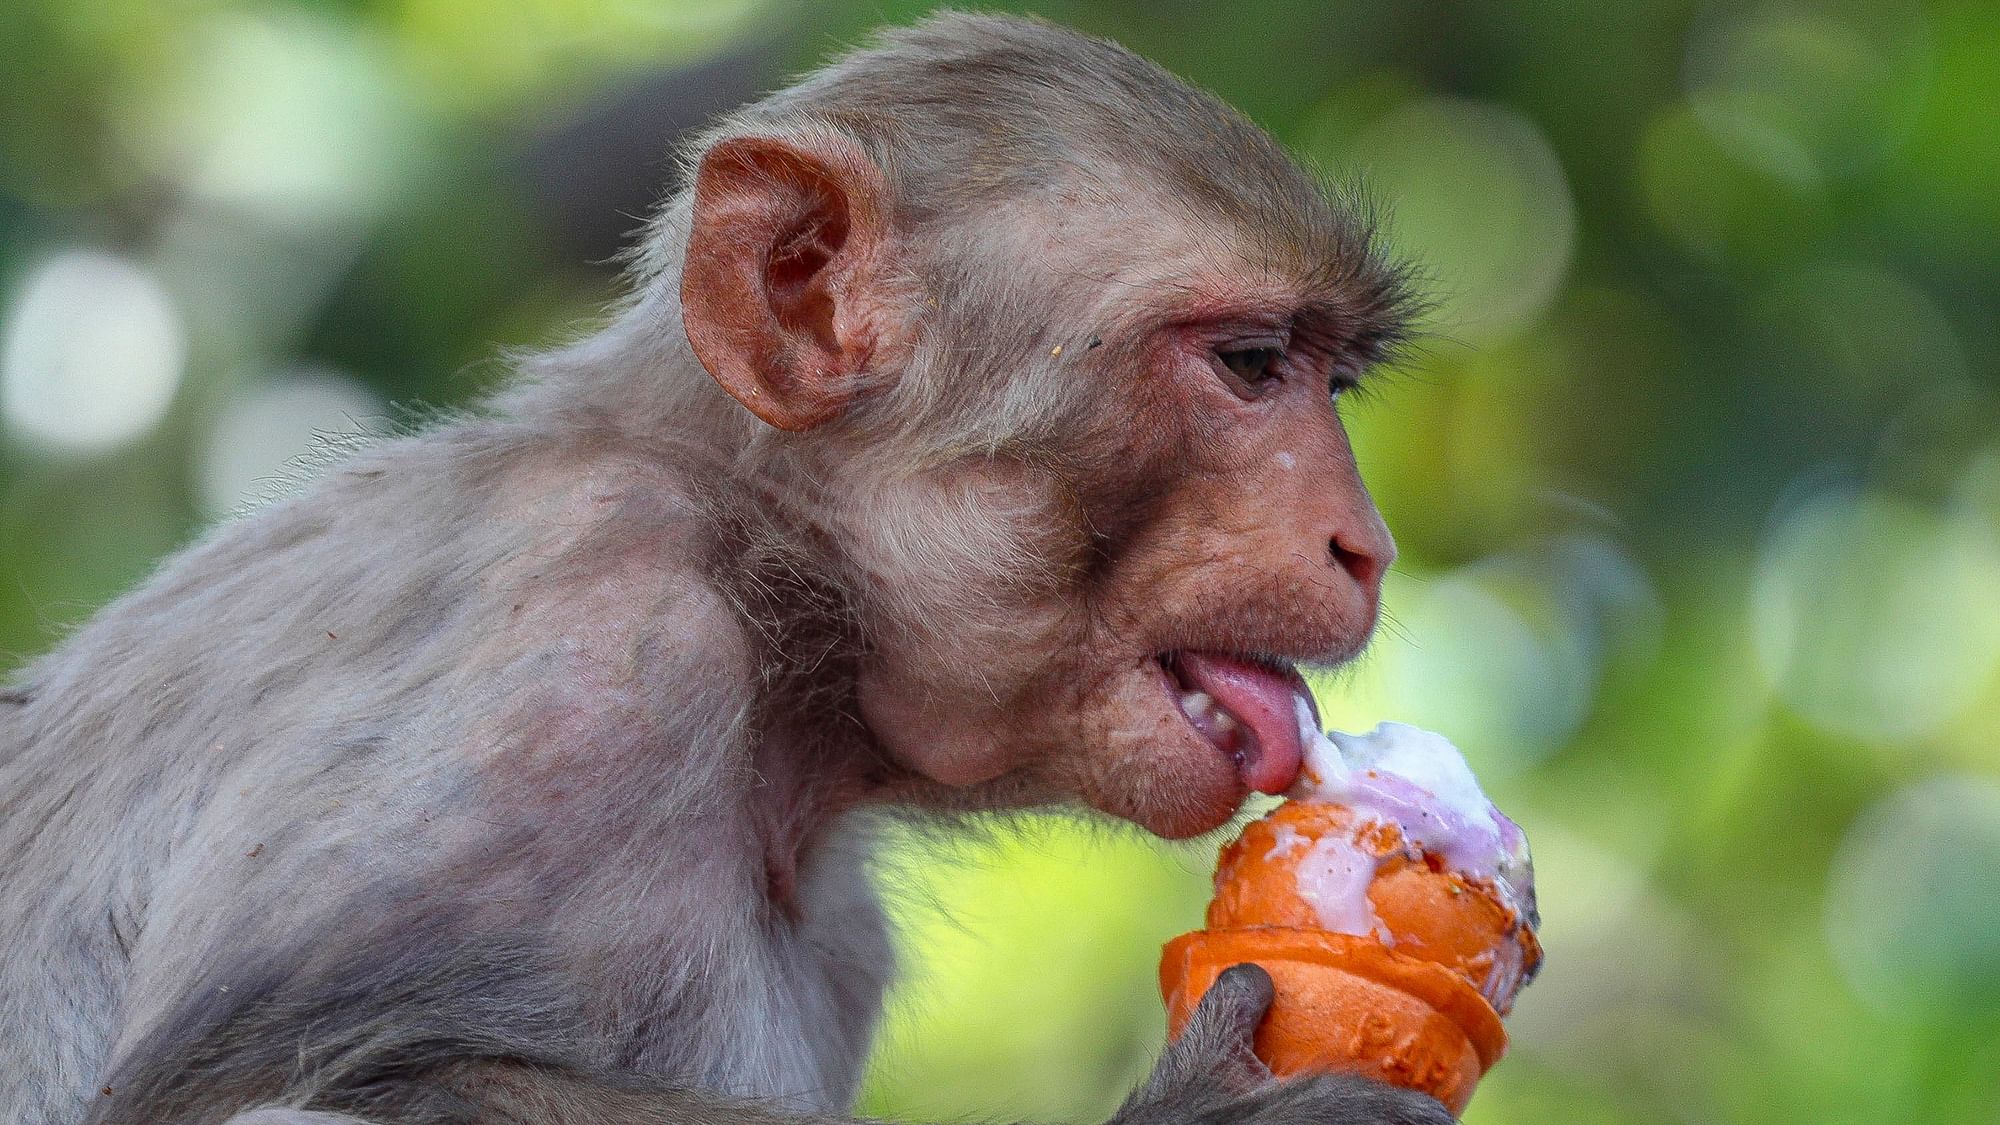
1176,689,1242,750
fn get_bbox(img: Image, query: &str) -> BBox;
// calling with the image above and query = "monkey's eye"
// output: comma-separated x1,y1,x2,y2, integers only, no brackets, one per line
1215,347,1283,392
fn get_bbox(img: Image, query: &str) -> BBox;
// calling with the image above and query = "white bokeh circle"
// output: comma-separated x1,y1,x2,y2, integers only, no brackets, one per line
1824,775,2000,1013
1,249,187,455
199,368,386,517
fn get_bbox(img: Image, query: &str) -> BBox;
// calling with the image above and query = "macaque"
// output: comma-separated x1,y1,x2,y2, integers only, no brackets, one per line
0,13,1443,1125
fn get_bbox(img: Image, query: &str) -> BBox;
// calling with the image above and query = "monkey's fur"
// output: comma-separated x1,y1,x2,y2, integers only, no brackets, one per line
0,14,1447,1125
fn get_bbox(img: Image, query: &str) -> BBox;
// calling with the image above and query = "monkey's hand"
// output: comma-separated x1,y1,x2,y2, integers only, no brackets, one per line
1108,964,1455,1125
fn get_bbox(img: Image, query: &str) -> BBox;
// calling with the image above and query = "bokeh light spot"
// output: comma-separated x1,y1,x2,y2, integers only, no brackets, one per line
123,10,422,230
1755,262,1969,400
1314,547,1619,773
1753,485,2000,743
1636,101,1826,263
1684,0,1933,187
1503,825,1708,1072
0,249,186,456
199,369,386,517
392,0,773,113
1390,572,1592,768
1344,98,1574,344
1824,775,2000,1014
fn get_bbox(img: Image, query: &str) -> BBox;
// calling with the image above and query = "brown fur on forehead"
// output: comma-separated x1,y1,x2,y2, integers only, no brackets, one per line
698,12,1417,348
1048,170,1417,377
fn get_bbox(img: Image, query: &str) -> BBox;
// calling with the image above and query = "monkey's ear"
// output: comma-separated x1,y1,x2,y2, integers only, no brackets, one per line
681,134,890,432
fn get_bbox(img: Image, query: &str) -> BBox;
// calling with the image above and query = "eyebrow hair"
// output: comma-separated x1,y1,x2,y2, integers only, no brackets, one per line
1296,281,1419,375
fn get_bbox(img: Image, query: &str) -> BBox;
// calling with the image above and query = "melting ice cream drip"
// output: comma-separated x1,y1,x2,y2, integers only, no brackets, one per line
1273,823,1392,942
1278,698,1541,1001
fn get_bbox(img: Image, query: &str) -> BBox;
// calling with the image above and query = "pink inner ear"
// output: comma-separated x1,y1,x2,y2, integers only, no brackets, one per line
682,133,887,432
767,205,848,355
769,206,847,300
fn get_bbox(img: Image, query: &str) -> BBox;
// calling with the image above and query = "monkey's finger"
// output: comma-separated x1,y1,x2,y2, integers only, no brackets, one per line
1185,962,1274,1047
1168,962,1277,1091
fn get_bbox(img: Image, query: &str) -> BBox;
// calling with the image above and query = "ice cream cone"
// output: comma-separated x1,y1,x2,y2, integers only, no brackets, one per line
1159,927,1503,1114
1159,799,1540,1115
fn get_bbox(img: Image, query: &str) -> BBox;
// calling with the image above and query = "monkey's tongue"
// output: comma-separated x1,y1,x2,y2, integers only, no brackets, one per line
1172,652,1314,795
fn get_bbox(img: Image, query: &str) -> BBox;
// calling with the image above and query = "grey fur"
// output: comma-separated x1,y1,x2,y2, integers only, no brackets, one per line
0,12,1429,1125
225,1104,374,1112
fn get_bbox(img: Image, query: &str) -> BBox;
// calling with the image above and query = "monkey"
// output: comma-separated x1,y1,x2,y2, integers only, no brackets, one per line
0,12,1447,1125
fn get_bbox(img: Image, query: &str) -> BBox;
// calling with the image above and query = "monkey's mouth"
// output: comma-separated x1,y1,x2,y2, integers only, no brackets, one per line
1156,651,1316,795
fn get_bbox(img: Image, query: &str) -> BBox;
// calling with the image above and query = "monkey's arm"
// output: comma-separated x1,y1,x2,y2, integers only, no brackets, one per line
441,969,1450,1124
101,959,1447,1125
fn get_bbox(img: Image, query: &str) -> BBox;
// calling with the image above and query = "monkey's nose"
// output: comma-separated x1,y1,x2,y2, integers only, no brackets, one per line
1330,526,1394,588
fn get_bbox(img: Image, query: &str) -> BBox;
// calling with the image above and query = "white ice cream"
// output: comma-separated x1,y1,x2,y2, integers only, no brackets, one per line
1276,705,1540,1006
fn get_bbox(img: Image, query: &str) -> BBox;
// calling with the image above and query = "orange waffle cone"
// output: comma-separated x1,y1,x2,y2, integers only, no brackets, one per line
1161,801,1540,1115
1159,928,1502,1115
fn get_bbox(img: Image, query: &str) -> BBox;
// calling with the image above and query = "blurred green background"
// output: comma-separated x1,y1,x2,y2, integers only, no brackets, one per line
4,0,1998,1121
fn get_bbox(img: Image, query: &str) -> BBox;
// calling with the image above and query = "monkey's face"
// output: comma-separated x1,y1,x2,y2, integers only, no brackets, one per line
1076,328,1394,837
681,133,1408,838
850,303,1397,838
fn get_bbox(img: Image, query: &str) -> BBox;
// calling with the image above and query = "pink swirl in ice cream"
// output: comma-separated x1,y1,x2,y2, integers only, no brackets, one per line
1251,706,1540,1008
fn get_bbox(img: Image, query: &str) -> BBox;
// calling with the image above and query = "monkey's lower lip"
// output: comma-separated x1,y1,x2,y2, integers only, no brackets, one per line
1157,651,1313,795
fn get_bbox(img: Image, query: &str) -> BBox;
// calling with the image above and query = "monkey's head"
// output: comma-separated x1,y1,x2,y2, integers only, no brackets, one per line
675,14,1412,839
